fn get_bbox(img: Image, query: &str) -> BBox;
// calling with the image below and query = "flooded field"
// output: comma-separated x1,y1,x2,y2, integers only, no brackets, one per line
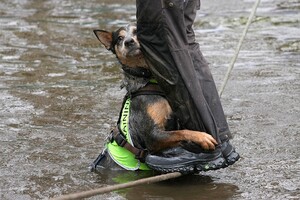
0,0,299,199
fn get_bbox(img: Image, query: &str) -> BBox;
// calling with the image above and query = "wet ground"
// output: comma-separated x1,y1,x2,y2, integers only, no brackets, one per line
0,0,299,199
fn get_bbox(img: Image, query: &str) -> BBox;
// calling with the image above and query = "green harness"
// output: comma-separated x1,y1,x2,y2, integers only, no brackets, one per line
101,79,165,171
106,97,150,170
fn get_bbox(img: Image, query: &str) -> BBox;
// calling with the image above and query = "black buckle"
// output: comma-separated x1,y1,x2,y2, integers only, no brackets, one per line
135,149,148,163
114,132,127,147
108,128,122,144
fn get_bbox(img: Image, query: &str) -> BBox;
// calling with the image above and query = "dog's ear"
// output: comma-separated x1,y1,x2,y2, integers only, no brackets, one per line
93,30,113,51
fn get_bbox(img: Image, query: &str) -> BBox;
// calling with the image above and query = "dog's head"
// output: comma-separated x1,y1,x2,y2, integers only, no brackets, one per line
94,24,147,69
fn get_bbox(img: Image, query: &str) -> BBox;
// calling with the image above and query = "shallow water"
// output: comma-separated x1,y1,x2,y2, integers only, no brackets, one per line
0,0,299,199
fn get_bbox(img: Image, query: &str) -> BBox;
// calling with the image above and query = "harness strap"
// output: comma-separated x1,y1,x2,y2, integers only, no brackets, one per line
130,82,166,99
122,66,152,78
110,128,148,162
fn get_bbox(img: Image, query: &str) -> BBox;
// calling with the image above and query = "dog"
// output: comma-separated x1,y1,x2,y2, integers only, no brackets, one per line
91,24,219,172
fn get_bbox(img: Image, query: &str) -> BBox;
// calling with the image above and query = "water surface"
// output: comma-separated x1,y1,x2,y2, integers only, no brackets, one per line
0,0,299,199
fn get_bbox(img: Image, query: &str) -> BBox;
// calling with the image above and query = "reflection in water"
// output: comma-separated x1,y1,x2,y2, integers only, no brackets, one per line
94,170,239,200
0,0,299,199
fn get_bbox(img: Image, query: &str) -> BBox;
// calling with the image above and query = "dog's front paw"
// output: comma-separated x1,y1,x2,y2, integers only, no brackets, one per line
196,133,218,150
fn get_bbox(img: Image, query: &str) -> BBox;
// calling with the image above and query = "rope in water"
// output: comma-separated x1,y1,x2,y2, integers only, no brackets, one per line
50,172,182,200
218,0,261,97
51,0,260,199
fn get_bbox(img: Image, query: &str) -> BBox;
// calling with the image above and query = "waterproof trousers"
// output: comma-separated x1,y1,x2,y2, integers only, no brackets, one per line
136,0,232,146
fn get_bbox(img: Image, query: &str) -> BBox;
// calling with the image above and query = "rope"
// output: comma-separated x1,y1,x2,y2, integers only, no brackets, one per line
218,0,261,97
50,172,182,200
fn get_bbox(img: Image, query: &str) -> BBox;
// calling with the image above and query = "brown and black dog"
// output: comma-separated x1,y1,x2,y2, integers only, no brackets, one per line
91,24,220,172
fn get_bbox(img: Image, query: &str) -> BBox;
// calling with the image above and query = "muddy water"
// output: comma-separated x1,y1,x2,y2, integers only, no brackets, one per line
0,0,299,199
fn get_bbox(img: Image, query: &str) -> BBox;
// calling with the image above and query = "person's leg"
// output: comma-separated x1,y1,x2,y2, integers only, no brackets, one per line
184,0,239,163
137,0,227,172
189,43,232,139
137,0,239,169
136,0,221,145
184,0,232,140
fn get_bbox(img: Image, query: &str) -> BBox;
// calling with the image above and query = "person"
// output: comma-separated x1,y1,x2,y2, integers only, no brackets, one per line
136,0,239,171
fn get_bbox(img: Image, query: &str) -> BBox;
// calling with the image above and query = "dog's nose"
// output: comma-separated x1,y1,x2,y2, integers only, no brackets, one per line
124,38,135,47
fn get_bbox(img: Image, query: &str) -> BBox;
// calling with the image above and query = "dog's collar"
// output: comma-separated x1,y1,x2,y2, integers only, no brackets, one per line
122,65,152,78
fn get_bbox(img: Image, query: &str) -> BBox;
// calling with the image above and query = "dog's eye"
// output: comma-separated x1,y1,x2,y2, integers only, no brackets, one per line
132,29,137,35
117,36,124,42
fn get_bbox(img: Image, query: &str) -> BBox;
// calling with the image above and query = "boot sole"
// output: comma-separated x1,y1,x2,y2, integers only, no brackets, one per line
147,156,226,174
